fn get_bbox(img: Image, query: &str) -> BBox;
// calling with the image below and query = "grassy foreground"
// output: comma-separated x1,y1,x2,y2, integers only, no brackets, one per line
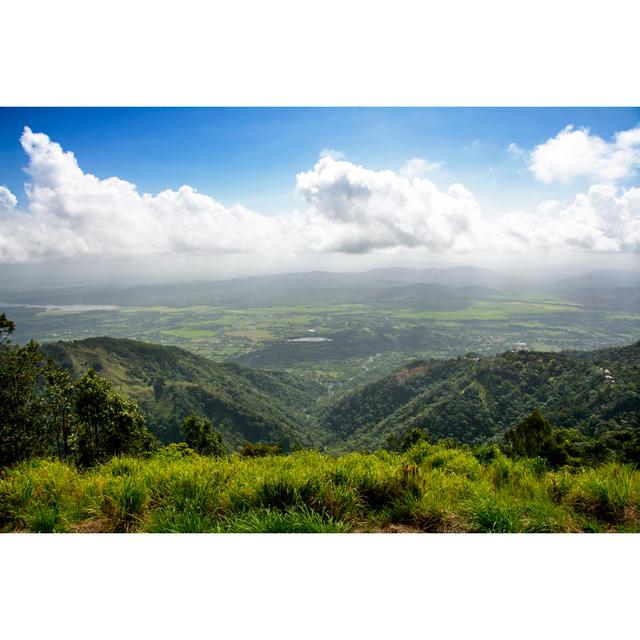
1,443,639,533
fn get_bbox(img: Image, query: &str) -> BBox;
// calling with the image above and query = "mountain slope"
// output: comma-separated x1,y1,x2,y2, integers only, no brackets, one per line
42,336,640,454
321,341,640,451
43,337,326,449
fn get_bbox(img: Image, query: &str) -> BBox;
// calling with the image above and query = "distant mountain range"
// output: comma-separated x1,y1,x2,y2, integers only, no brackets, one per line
2,265,637,308
553,269,639,291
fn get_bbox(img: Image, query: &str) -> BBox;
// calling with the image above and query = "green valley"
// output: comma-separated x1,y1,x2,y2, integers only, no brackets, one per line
3,267,639,394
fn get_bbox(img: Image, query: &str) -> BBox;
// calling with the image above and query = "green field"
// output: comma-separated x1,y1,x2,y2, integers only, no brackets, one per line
394,299,584,321
3,444,639,533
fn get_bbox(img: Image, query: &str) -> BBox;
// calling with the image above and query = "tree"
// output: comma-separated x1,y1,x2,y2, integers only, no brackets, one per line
502,408,575,466
0,315,156,467
0,338,50,467
0,313,16,345
387,426,431,452
181,415,226,457
503,409,552,459
385,432,400,452
43,363,75,458
74,369,156,465
1,316,75,465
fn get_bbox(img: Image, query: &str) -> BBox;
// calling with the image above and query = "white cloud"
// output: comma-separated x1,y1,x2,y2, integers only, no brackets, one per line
0,127,290,262
399,158,442,178
0,186,17,210
529,125,640,184
496,185,640,252
296,155,482,253
1,128,639,264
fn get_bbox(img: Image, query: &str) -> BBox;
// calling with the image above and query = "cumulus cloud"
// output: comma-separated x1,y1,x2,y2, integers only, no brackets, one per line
496,185,640,252
1,127,639,264
529,125,640,184
0,128,290,262
296,155,482,253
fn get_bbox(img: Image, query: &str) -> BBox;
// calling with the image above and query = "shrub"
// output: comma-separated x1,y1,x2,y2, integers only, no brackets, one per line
158,443,196,460
473,444,501,464
181,416,227,457
398,427,430,452
239,442,283,458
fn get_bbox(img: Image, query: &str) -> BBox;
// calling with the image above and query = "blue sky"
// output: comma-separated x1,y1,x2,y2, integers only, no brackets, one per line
1,107,638,215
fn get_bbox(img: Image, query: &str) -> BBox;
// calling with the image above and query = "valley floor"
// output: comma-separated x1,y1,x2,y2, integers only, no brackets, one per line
2,444,639,533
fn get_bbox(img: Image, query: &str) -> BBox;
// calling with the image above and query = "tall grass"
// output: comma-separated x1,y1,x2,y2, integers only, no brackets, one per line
1,443,639,533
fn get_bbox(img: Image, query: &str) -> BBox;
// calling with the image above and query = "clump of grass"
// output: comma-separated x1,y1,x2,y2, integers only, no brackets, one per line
1,459,93,532
102,476,148,531
568,465,637,525
411,444,482,480
468,497,522,533
489,454,513,490
524,457,548,477
28,504,61,533
355,472,405,509
315,482,362,521
104,457,140,477
518,498,576,533
0,482,21,529
144,506,219,533
164,470,221,514
257,473,301,509
219,506,350,533
390,493,448,532
546,471,574,505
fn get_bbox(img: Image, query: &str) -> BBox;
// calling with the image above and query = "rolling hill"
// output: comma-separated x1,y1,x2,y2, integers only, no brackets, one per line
43,337,326,449
321,341,640,451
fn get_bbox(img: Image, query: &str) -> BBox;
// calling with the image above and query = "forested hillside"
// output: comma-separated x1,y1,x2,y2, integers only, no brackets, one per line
43,337,325,449
322,342,640,451
42,335,640,454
